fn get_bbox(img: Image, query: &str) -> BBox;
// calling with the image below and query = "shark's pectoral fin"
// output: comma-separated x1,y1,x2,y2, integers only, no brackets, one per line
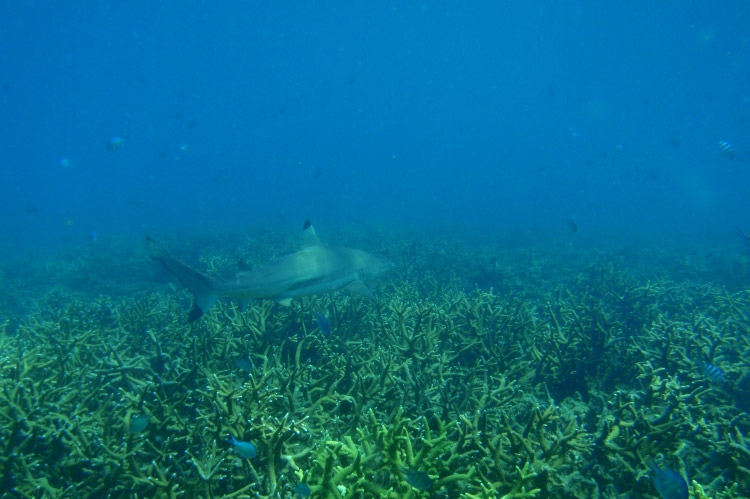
188,293,218,322
345,279,375,299
277,297,293,306
188,304,205,322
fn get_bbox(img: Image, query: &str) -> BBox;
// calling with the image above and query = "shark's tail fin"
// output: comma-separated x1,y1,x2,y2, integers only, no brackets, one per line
146,237,219,322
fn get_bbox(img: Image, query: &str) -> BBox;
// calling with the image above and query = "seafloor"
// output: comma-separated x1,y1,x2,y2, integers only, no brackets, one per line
1,224,749,498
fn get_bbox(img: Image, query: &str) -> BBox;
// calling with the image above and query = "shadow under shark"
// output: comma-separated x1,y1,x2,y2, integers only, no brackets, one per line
147,220,393,322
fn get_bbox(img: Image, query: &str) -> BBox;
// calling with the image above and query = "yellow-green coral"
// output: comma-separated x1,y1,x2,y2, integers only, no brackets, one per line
0,227,749,497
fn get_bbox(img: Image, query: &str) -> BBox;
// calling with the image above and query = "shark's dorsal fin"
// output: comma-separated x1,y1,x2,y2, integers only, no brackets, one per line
301,219,321,248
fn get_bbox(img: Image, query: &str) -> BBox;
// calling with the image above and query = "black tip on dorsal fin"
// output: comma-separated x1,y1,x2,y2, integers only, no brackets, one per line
300,219,320,247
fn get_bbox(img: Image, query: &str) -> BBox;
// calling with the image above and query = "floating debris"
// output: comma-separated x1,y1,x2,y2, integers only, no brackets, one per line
129,414,150,434
106,136,125,151
404,469,432,491
229,435,257,459
315,312,331,334
650,465,688,499
293,483,311,497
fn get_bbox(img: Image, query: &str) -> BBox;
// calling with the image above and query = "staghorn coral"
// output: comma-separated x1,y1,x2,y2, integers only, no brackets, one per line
0,227,749,497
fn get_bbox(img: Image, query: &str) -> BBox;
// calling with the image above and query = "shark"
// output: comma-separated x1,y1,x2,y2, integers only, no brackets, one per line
147,220,393,322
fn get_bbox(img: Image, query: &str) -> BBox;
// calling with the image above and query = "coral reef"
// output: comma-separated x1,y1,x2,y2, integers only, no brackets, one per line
0,226,749,497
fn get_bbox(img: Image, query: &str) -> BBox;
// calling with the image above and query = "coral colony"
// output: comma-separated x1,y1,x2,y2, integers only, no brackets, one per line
0,225,748,498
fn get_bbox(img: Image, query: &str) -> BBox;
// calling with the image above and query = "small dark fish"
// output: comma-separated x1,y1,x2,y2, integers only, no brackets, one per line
315,313,331,334
718,139,736,159
704,362,726,384
565,218,578,233
126,197,148,207
151,353,167,374
312,170,322,180
106,136,125,151
129,414,150,434
651,466,688,499
24,203,39,214
735,227,750,245
229,435,257,459
404,469,432,491
293,483,311,497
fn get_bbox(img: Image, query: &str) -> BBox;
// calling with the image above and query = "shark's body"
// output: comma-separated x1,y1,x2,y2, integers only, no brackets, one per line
148,221,393,322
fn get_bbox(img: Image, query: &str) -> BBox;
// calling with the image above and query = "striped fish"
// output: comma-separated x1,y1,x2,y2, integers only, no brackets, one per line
736,227,750,245
718,139,736,159
704,362,726,384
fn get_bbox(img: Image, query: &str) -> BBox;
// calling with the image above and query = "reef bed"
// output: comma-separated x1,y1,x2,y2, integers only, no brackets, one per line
1,225,749,498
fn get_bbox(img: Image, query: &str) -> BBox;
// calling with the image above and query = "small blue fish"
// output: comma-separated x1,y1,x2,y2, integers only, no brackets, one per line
106,136,125,151
651,466,688,499
315,313,331,334
293,483,311,497
404,469,432,491
229,435,257,459
704,363,726,384
232,355,254,372
129,414,150,434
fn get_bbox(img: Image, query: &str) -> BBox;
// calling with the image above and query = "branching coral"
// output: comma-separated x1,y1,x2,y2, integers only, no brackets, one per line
0,228,748,498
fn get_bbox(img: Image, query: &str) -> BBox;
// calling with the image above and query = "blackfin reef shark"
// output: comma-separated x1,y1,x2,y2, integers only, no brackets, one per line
147,220,393,322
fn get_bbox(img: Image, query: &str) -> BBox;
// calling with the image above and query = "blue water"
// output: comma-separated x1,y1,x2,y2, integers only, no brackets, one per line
1,1,749,253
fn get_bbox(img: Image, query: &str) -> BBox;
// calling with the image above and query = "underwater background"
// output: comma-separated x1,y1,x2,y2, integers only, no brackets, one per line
1,1,750,498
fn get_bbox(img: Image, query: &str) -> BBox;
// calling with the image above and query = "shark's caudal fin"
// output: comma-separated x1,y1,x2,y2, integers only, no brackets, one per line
146,237,219,322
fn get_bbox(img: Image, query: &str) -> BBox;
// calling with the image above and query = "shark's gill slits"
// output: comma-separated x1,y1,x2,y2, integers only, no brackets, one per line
287,275,327,291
